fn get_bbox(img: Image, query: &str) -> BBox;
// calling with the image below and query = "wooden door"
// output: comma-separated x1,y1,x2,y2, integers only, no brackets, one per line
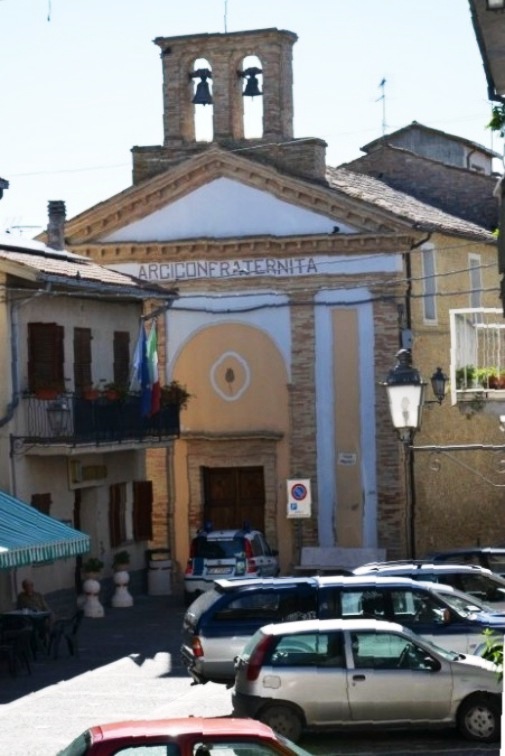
203,467,265,531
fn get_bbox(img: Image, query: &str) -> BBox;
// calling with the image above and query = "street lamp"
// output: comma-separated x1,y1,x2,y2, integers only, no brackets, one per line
46,398,71,436
381,349,447,557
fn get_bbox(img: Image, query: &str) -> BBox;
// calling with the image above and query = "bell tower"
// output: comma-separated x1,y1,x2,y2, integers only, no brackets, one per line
132,27,327,184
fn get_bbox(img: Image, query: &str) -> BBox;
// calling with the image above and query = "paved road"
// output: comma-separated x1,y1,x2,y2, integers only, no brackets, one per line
0,594,500,755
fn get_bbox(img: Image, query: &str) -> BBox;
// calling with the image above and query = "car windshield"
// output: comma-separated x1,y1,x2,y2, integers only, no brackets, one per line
398,624,464,662
276,733,313,755
434,587,496,617
193,537,244,559
488,554,505,574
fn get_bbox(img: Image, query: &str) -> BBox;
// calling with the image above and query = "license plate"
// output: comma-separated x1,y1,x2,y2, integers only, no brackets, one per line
208,567,232,575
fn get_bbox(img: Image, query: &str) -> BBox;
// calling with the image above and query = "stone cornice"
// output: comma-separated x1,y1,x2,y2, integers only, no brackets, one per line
63,146,412,243
181,430,284,441
72,232,417,262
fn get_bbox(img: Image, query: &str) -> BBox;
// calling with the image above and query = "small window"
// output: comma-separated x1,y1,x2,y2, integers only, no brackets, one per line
421,245,437,323
469,254,482,309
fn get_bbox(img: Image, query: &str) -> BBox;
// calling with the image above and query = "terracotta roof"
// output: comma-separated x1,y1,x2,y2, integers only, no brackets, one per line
326,167,495,242
0,235,174,299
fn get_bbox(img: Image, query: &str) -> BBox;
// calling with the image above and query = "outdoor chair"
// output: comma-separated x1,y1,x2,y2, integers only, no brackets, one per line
48,609,84,659
0,627,32,675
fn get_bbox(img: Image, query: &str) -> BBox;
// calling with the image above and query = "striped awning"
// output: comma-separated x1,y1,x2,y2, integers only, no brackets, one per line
0,490,90,569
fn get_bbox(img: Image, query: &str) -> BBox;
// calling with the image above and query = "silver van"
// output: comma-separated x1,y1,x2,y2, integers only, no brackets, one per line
181,574,505,685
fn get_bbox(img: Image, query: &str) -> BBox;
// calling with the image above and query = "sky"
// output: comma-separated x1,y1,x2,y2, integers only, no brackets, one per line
0,0,502,236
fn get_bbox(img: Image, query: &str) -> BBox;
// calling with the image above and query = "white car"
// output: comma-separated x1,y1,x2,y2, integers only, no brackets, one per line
353,561,505,611
184,527,279,605
233,617,502,743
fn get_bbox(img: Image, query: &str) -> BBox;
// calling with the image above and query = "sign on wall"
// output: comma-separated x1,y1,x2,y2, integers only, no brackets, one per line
286,478,312,518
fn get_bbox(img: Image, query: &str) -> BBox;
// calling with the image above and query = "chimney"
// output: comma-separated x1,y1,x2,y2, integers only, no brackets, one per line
47,200,66,250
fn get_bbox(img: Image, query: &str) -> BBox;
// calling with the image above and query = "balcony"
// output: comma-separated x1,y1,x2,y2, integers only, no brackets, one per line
450,307,505,414
16,392,180,450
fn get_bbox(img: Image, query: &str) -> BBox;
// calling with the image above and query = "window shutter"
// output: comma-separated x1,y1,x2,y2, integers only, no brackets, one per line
109,484,126,548
28,322,64,392
74,328,92,391
133,480,153,541
31,493,52,515
113,331,130,387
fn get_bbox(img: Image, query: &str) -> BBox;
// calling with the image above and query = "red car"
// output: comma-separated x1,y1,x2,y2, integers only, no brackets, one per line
57,717,310,755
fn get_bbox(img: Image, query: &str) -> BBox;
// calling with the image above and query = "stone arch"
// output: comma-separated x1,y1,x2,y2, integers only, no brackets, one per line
190,57,214,142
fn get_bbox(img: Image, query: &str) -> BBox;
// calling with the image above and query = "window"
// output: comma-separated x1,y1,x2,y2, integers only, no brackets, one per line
133,480,153,541
351,631,418,669
109,483,127,548
31,493,52,515
113,331,130,387
28,322,64,392
109,481,153,548
74,327,92,392
469,254,482,309
270,631,345,668
421,245,437,323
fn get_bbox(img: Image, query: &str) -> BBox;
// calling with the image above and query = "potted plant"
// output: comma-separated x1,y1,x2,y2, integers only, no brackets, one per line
455,365,477,390
112,550,130,571
103,381,128,401
82,385,101,400
82,556,104,578
160,380,192,409
33,380,65,399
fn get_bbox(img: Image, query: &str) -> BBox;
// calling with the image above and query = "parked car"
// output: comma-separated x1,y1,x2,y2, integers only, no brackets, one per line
57,716,311,756
184,527,279,606
181,574,505,685
426,547,505,577
232,617,502,744
353,561,505,610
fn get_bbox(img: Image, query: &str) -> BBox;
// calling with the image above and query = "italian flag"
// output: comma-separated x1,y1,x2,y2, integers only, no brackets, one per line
147,323,161,415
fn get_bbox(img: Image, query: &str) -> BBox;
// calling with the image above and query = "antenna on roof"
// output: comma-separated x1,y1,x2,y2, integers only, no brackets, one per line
376,78,387,136
224,0,228,32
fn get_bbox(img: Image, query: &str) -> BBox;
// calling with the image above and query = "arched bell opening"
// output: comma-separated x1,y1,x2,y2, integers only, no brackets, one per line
190,57,214,142
238,55,263,139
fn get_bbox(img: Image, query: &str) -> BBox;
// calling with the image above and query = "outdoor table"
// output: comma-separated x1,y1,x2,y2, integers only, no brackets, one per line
1,610,50,658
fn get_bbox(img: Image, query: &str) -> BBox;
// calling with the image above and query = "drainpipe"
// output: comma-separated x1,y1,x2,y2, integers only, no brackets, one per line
401,232,432,557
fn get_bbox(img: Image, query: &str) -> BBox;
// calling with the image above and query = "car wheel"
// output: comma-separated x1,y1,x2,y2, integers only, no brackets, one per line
259,704,303,743
457,695,500,742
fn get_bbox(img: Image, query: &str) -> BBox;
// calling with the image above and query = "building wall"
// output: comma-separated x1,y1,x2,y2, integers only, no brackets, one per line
408,233,505,554
0,292,153,610
345,146,498,231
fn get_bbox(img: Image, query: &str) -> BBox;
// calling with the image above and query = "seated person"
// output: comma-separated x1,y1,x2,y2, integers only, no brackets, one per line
16,579,54,649
17,579,51,614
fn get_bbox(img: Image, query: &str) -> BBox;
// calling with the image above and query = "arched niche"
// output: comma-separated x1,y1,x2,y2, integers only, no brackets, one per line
238,54,263,139
190,57,214,142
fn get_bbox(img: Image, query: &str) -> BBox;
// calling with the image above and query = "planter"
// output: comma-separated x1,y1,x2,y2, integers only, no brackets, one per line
83,389,100,401
35,388,60,400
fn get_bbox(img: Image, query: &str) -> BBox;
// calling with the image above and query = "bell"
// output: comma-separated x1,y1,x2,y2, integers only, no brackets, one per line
192,79,212,106
242,72,262,98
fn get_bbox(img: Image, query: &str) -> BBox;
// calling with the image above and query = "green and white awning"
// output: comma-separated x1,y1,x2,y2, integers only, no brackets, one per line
0,490,90,568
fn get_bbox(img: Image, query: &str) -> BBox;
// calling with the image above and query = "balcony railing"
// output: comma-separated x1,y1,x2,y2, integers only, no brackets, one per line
450,307,505,406
18,392,180,446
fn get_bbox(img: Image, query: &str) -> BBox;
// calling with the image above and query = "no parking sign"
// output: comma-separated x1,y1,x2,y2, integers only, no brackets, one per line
286,478,312,518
